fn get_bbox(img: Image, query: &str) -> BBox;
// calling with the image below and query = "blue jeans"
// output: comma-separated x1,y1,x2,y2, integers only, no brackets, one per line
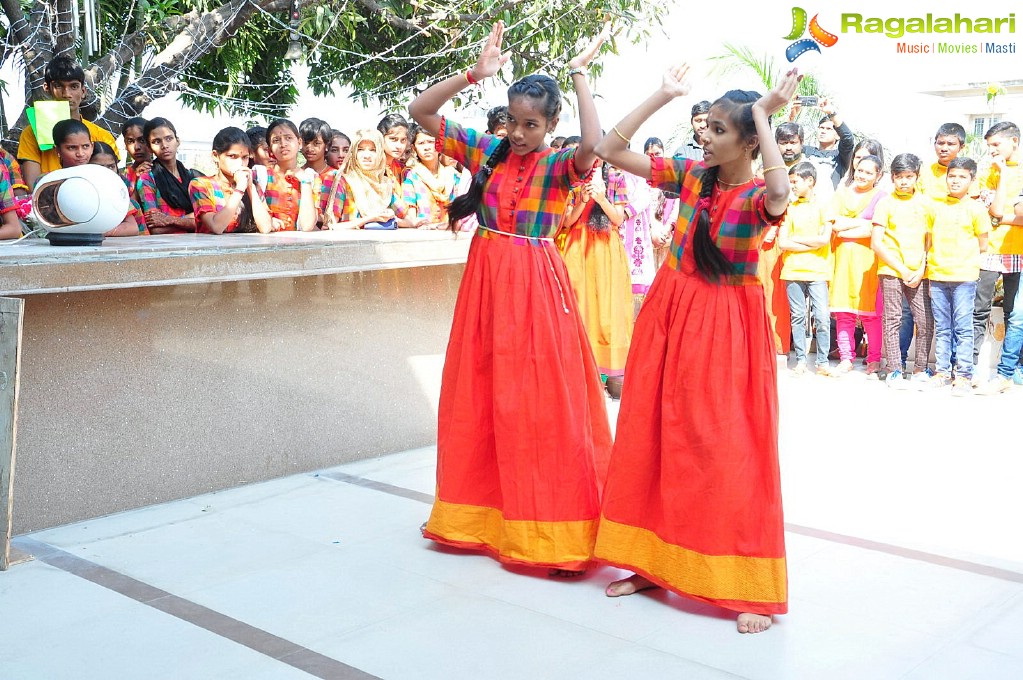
786,280,830,368
930,280,977,377
997,278,1023,379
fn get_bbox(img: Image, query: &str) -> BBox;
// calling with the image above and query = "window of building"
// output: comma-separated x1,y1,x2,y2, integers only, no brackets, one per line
972,115,1003,138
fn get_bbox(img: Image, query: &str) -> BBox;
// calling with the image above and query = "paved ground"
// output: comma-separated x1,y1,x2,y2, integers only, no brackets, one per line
2,358,1022,679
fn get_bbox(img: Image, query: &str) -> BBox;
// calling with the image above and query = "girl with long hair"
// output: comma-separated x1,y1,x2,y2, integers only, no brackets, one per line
139,117,198,234
592,64,799,633
408,21,612,575
264,119,317,231
188,127,273,234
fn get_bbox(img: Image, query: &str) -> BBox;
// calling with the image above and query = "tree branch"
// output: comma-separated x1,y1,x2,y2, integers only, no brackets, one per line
411,0,525,24
94,0,300,130
354,0,432,36
83,29,152,90
0,0,28,43
54,0,76,57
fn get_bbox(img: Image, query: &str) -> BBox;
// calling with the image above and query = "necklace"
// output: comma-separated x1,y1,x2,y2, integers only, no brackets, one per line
716,177,753,188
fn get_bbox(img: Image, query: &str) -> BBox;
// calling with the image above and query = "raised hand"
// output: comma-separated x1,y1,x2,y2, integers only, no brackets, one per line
659,63,692,99
568,21,612,70
234,168,251,192
757,68,802,118
471,21,510,81
787,97,802,122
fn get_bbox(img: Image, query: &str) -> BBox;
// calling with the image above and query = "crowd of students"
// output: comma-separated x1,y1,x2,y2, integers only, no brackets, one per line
759,120,1023,397
0,58,518,238
2,55,1021,396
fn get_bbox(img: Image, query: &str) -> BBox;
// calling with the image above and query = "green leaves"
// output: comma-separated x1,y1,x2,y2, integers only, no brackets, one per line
3,0,667,123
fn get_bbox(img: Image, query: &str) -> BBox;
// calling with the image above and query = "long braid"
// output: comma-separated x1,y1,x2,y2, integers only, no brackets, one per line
691,164,735,280
585,163,612,232
447,137,511,231
234,189,257,232
691,92,764,281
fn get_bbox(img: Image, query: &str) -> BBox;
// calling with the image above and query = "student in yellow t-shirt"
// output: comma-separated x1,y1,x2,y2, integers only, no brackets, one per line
974,121,1023,368
928,157,989,395
918,123,979,200
16,56,117,189
779,162,833,376
871,153,935,386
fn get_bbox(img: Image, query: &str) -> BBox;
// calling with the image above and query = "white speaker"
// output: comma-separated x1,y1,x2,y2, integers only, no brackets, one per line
31,164,130,245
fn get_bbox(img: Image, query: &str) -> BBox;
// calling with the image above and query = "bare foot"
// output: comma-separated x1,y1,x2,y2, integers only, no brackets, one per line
605,574,658,597
548,568,585,578
737,612,772,634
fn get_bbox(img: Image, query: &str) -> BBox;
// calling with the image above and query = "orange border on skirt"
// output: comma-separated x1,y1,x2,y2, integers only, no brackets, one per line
426,499,598,570
596,518,787,609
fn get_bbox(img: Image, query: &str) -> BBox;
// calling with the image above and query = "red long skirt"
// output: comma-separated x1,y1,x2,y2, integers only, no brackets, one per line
594,262,788,615
424,231,613,571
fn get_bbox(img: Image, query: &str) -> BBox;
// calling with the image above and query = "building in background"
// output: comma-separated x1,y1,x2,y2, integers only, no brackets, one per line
919,80,1023,156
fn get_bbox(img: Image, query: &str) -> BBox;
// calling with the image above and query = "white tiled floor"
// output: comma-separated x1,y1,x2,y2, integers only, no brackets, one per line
3,367,1023,679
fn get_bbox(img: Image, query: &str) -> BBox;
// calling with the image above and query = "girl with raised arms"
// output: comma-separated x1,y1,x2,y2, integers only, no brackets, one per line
408,21,613,575
592,64,800,633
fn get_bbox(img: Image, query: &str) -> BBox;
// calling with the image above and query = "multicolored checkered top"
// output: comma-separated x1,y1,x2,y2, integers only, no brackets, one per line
651,157,784,285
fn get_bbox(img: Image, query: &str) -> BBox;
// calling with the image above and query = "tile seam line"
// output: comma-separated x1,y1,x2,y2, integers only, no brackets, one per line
323,471,1023,584
10,536,383,680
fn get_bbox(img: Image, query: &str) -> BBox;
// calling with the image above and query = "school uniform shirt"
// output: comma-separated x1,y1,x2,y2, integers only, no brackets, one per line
17,119,117,175
871,191,935,277
927,195,990,282
264,167,306,231
779,196,831,281
139,168,194,220
309,166,337,225
125,184,147,234
980,161,1023,266
917,161,980,200
188,176,267,234
124,165,147,207
0,161,16,216
0,149,28,192
325,175,406,224
402,163,461,224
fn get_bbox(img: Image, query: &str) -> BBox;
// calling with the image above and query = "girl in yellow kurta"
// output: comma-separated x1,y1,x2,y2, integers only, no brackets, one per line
559,161,633,397
829,155,887,373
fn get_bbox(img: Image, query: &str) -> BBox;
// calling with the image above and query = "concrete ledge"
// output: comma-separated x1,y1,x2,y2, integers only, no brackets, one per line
6,231,469,533
0,230,472,295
